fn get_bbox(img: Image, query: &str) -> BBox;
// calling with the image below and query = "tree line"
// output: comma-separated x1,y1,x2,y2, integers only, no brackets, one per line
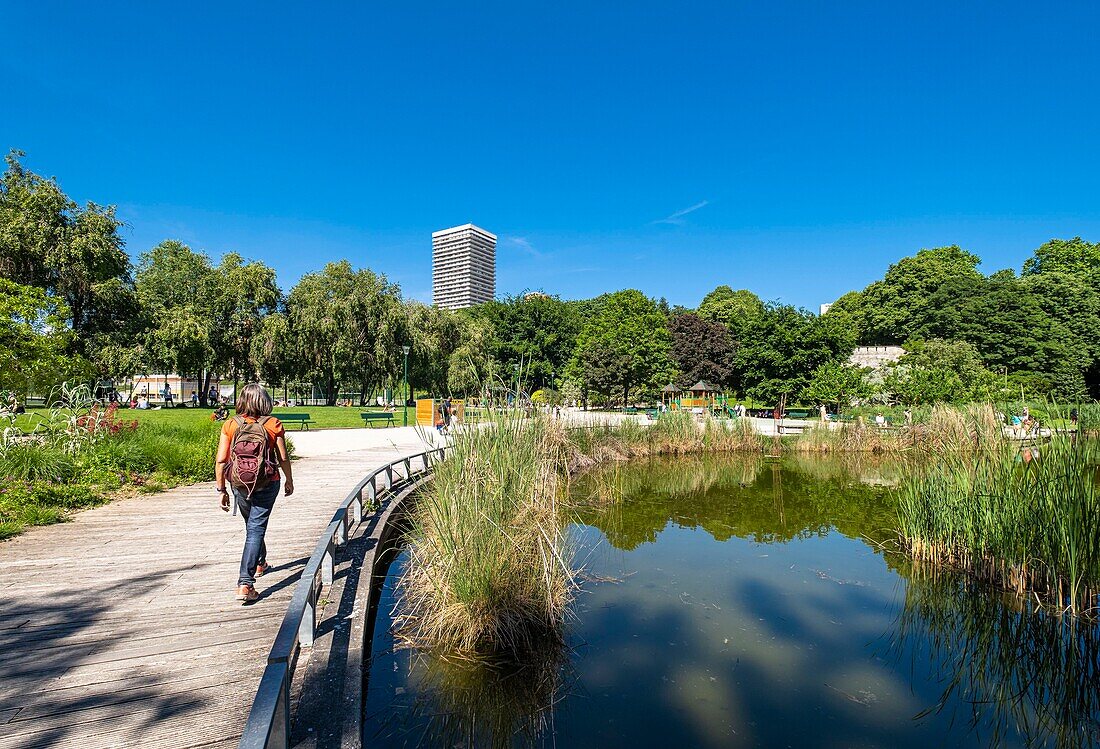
3,150,1098,408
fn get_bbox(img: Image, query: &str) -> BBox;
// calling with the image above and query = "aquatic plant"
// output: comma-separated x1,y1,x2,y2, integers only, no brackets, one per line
891,564,1100,746
897,436,1100,616
395,413,575,654
792,404,1006,454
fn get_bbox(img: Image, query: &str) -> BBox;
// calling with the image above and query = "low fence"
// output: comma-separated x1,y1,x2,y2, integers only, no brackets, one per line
238,446,446,749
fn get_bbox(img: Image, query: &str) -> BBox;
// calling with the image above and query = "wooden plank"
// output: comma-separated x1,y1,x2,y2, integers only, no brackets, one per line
0,430,432,748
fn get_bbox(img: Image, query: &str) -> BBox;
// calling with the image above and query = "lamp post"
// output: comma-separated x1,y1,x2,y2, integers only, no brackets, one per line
402,345,411,427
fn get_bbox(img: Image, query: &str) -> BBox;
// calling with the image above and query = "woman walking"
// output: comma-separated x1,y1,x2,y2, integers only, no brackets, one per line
214,383,294,603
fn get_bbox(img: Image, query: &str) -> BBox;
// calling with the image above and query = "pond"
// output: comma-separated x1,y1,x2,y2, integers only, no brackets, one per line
363,454,1100,748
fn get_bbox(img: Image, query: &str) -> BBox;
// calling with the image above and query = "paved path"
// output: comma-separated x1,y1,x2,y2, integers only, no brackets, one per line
0,427,439,749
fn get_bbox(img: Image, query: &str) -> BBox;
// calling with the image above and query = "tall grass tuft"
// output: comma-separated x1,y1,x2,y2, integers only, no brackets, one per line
0,442,77,482
792,403,1006,454
395,414,575,654
897,436,1100,616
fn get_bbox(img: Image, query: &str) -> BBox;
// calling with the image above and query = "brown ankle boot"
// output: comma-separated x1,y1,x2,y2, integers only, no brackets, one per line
236,585,259,602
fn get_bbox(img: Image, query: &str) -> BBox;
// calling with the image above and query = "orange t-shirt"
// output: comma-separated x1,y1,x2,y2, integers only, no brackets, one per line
221,415,285,443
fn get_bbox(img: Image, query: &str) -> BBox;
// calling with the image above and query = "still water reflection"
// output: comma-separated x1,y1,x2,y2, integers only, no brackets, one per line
363,455,1100,748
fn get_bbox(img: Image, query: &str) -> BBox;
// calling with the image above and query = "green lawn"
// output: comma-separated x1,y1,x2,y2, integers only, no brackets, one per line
13,404,416,432
0,403,423,540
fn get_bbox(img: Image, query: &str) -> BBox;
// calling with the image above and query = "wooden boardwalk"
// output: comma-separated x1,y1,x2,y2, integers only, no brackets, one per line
0,428,436,749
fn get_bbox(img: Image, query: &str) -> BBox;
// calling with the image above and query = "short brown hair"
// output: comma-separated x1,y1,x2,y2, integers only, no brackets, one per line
235,383,273,417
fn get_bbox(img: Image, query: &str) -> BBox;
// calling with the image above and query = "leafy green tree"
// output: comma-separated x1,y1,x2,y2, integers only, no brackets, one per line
668,312,735,389
447,315,496,395
0,151,138,369
733,304,855,404
801,362,870,413
697,286,765,341
917,274,1068,377
0,278,87,394
469,293,582,391
1021,237,1100,277
884,339,1000,405
250,311,295,394
1019,249,1100,398
135,241,217,401
823,290,866,342
210,253,282,389
136,242,283,404
569,290,675,406
860,246,982,344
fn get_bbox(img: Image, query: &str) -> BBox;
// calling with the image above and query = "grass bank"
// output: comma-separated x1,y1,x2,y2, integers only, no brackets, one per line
0,408,221,540
791,403,1006,454
897,436,1100,616
15,404,416,431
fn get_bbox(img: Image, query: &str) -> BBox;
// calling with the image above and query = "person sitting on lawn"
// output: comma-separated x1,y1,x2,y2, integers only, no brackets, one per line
212,401,229,421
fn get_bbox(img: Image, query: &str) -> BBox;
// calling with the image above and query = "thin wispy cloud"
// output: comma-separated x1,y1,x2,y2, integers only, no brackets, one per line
652,199,710,226
505,236,543,258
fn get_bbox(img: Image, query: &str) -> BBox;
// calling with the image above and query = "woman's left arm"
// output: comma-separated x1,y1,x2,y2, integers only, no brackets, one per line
276,435,294,496
214,432,231,511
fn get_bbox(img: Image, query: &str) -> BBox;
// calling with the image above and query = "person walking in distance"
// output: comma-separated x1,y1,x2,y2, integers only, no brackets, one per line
214,383,294,603
441,396,453,434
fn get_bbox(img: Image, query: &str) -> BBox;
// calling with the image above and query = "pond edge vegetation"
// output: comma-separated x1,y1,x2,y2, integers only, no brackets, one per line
396,405,1100,659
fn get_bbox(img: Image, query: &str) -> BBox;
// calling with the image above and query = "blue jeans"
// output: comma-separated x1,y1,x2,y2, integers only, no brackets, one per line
235,481,280,587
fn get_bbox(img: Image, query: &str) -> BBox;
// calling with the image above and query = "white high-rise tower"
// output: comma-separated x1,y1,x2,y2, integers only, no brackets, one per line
431,224,496,310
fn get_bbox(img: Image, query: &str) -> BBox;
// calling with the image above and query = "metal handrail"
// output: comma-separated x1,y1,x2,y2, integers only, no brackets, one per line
239,446,446,749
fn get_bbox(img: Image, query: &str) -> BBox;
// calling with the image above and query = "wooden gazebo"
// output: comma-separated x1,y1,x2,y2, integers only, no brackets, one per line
660,383,681,408
680,381,723,410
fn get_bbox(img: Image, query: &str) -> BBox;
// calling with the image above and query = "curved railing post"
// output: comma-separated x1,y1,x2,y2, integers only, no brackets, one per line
336,509,348,547
321,537,335,585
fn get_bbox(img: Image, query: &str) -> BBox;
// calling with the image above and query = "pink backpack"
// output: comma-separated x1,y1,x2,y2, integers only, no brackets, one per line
226,416,279,496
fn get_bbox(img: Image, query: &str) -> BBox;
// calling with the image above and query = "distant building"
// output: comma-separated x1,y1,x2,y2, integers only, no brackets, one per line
848,345,905,369
819,303,833,315
432,223,496,310
121,373,229,403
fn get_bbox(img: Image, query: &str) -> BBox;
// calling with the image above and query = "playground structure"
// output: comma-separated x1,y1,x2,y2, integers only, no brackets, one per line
662,381,729,414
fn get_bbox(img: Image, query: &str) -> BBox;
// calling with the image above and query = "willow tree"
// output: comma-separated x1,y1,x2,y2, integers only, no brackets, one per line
285,261,403,405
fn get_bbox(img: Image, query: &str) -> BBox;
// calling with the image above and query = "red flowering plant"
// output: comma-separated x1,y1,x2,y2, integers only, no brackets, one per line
74,402,139,438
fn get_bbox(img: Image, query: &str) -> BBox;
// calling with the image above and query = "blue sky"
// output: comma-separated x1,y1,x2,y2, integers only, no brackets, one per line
2,2,1098,309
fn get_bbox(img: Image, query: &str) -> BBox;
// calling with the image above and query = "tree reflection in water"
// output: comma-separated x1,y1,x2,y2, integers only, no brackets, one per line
890,565,1100,748
568,453,902,550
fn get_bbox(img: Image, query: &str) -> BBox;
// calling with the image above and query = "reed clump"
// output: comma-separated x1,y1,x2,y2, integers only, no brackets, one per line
791,403,1006,454
395,414,575,655
897,436,1100,616
556,411,768,469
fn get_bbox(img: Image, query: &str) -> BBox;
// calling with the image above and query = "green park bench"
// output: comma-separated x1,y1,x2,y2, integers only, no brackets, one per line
360,411,397,428
785,410,811,419
279,413,315,431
